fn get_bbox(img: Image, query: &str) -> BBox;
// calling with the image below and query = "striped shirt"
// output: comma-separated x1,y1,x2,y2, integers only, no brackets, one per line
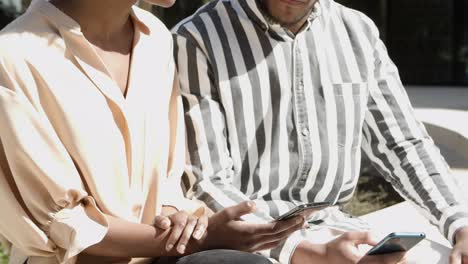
172,0,468,262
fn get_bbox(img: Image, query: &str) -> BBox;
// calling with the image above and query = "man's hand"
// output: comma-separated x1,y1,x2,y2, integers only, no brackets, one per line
450,227,468,264
153,209,208,254
292,232,406,264
200,201,305,252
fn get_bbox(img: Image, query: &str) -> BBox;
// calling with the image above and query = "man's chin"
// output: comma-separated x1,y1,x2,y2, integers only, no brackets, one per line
269,9,313,27
143,0,176,8
270,16,309,27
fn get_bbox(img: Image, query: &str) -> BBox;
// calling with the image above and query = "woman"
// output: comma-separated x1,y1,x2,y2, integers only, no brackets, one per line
0,0,305,263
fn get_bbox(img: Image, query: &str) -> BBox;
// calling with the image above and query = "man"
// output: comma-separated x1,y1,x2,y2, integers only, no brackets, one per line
172,0,468,263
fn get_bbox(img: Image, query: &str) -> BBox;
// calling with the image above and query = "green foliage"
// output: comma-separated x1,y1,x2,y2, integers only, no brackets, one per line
0,245,8,264
342,169,403,216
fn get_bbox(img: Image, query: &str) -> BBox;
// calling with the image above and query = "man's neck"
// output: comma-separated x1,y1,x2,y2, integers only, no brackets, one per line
283,3,317,35
286,16,310,35
49,0,136,43
256,0,317,35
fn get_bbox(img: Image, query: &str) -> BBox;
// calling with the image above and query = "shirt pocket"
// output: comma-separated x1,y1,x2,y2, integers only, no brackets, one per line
331,82,369,150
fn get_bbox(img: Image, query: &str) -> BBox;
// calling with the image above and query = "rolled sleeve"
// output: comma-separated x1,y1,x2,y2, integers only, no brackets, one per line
439,205,468,244
48,197,108,261
0,76,108,262
280,233,307,264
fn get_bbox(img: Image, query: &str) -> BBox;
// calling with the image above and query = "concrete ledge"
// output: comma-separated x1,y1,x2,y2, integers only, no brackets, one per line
407,86,468,111
415,109,468,169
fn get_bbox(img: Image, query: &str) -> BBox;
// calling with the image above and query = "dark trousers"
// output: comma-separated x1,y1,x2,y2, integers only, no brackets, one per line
152,249,272,264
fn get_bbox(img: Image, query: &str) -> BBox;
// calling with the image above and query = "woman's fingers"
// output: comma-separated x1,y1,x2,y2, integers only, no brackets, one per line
157,210,210,253
176,215,198,254
193,214,208,240
165,212,188,252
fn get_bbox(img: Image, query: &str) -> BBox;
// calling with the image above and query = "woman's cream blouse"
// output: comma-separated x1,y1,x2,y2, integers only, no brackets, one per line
0,1,200,263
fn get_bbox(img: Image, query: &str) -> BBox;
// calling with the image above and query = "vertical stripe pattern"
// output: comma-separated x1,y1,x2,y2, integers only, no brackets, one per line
173,0,468,262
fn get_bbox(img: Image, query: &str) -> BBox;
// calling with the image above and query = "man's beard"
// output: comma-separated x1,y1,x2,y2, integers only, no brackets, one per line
256,0,314,27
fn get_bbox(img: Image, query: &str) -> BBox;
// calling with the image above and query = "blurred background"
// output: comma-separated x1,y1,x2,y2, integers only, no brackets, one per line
0,0,467,263
1,0,467,85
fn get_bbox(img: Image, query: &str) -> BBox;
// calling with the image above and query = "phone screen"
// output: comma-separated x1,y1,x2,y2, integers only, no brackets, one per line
366,232,425,255
275,202,331,221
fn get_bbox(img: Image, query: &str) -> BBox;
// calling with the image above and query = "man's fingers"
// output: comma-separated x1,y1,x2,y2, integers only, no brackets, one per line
217,201,256,222
153,215,171,230
271,216,305,234
254,216,304,235
343,231,379,246
193,215,208,240
450,249,462,264
360,252,406,264
255,218,304,246
254,238,286,252
176,216,198,254
383,252,406,264
237,217,304,252
165,213,188,252
462,254,468,264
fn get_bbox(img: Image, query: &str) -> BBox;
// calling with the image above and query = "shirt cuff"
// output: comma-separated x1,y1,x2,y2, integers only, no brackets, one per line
277,231,307,264
47,196,108,262
439,204,468,245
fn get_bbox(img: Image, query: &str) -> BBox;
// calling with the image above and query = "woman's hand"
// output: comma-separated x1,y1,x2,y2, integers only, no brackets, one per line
153,208,208,254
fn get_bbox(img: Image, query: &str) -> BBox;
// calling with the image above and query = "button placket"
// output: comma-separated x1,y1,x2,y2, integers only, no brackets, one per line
293,39,313,188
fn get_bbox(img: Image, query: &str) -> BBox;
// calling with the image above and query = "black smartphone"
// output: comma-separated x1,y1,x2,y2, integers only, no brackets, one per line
275,202,331,221
366,232,426,255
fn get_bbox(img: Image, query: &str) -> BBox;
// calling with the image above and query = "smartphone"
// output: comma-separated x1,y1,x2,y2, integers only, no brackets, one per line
366,232,426,255
275,202,331,221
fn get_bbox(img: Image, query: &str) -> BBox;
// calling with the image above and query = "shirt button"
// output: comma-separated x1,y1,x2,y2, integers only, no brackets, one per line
302,128,309,136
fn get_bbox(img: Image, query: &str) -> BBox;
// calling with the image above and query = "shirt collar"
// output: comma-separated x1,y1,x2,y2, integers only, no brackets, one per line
236,0,328,33
29,0,150,36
